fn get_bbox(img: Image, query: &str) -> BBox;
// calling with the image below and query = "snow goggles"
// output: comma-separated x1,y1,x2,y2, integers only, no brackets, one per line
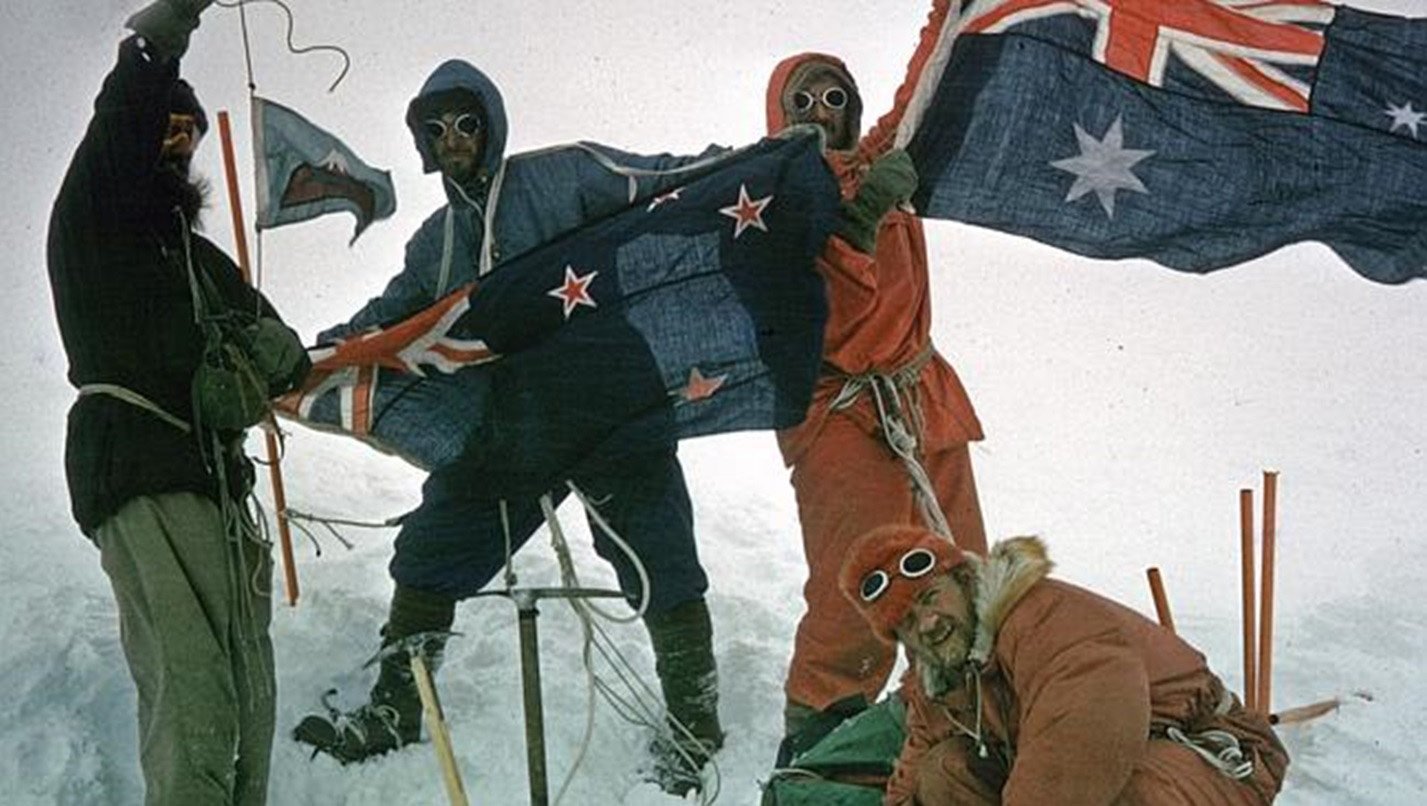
791,86,849,114
859,547,938,602
423,112,483,141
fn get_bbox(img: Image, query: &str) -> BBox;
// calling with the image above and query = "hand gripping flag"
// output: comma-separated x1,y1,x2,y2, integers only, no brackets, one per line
276,130,838,496
898,0,1427,284
252,96,397,244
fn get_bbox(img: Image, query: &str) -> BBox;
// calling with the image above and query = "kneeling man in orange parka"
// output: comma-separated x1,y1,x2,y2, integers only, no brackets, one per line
839,525,1288,805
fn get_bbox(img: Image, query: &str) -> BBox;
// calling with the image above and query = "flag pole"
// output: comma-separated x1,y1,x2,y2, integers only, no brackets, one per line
1257,470,1279,715
217,109,301,607
1145,567,1175,632
1239,488,1257,713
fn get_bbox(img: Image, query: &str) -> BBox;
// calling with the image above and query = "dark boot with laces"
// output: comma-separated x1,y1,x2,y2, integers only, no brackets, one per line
642,598,725,796
293,586,454,764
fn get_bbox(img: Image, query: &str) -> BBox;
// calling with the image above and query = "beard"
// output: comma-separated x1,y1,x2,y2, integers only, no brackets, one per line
917,651,965,699
157,157,211,230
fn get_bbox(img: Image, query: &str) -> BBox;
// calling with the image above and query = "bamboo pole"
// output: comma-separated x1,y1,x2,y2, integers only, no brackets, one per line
1257,470,1279,715
1270,697,1339,726
412,653,470,806
1239,488,1257,713
216,110,300,606
1145,567,1175,632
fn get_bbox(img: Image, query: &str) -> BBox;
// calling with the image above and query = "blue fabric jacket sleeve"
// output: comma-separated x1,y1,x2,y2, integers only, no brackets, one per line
316,208,448,342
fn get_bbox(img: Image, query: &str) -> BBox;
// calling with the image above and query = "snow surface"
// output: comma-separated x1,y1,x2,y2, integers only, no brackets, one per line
4,1,1426,804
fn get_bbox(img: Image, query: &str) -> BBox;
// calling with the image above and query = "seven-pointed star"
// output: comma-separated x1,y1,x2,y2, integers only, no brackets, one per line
1050,115,1155,218
719,183,773,238
546,265,599,319
1385,101,1425,139
679,367,727,402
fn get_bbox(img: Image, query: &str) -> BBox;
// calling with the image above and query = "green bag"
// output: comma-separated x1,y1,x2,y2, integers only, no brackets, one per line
763,697,907,806
192,329,271,431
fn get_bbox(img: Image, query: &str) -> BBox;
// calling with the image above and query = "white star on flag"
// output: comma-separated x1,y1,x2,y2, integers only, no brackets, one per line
677,367,728,402
719,183,773,238
1050,115,1155,218
647,188,682,211
1384,101,1425,139
546,265,599,319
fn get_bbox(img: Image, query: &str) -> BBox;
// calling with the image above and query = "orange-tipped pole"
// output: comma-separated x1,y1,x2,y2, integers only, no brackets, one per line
1257,470,1279,715
1239,488,1257,713
1146,567,1175,633
217,110,300,607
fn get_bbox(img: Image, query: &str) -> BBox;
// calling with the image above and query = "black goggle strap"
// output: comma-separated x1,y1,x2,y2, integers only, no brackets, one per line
859,547,939,602
423,112,483,140
792,86,849,113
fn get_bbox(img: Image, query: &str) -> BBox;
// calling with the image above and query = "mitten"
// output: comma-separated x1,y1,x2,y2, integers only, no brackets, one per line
836,148,918,254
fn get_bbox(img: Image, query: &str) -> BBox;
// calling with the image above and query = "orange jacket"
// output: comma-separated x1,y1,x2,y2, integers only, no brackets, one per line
765,0,982,466
888,538,1288,805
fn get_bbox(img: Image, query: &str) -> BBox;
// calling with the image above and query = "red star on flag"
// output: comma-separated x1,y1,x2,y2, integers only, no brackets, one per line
647,187,682,211
546,265,599,319
719,183,773,239
679,367,728,402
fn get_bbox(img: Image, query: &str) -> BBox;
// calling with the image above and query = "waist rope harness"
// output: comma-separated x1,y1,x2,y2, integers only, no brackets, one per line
81,210,276,707
1154,690,1255,781
827,344,954,542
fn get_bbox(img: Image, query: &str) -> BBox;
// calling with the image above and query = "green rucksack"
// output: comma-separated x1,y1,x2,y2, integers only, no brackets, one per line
762,697,907,806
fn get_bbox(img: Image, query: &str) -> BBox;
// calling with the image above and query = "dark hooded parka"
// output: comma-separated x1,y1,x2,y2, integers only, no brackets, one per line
48,36,302,534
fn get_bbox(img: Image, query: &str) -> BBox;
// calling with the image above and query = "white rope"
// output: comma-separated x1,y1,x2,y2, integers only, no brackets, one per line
830,347,955,542
1164,726,1255,781
567,481,651,623
533,490,719,803
77,384,190,433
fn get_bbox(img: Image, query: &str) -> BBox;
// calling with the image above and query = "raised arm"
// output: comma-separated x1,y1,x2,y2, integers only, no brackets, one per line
859,0,956,160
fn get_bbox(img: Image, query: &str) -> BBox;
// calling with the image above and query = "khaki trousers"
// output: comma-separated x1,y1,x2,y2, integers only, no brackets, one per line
97,492,274,806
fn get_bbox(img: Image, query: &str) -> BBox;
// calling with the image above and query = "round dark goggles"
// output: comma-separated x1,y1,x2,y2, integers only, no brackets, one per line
423,112,483,141
859,547,938,602
791,86,849,114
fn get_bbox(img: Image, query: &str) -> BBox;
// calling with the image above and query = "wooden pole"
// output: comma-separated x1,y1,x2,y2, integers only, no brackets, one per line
1257,470,1279,715
1270,697,1339,726
216,110,300,606
1239,488,1257,713
1145,567,1175,632
411,654,471,806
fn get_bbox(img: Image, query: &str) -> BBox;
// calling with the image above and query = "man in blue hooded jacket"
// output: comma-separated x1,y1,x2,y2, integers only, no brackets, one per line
293,59,730,793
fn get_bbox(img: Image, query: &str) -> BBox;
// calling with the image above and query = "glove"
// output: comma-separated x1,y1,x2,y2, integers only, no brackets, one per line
241,317,312,395
125,0,214,61
836,148,919,254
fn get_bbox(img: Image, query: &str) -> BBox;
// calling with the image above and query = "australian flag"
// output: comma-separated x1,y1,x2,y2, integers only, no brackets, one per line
277,130,838,496
900,0,1427,284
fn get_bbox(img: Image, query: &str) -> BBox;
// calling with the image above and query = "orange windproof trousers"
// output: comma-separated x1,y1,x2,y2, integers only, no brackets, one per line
784,412,987,712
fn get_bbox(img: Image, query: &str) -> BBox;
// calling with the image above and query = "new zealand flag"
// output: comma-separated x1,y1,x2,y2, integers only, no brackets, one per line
277,131,837,496
900,0,1427,284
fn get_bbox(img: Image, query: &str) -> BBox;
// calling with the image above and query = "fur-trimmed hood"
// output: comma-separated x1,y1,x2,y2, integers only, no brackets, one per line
966,535,1054,666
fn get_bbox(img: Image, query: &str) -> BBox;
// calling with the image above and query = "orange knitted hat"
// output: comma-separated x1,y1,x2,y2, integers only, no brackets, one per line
838,524,968,644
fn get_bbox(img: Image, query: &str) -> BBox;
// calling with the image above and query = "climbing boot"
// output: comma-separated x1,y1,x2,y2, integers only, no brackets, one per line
293,586,455,764
774,694,870,768
643,598,725,796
